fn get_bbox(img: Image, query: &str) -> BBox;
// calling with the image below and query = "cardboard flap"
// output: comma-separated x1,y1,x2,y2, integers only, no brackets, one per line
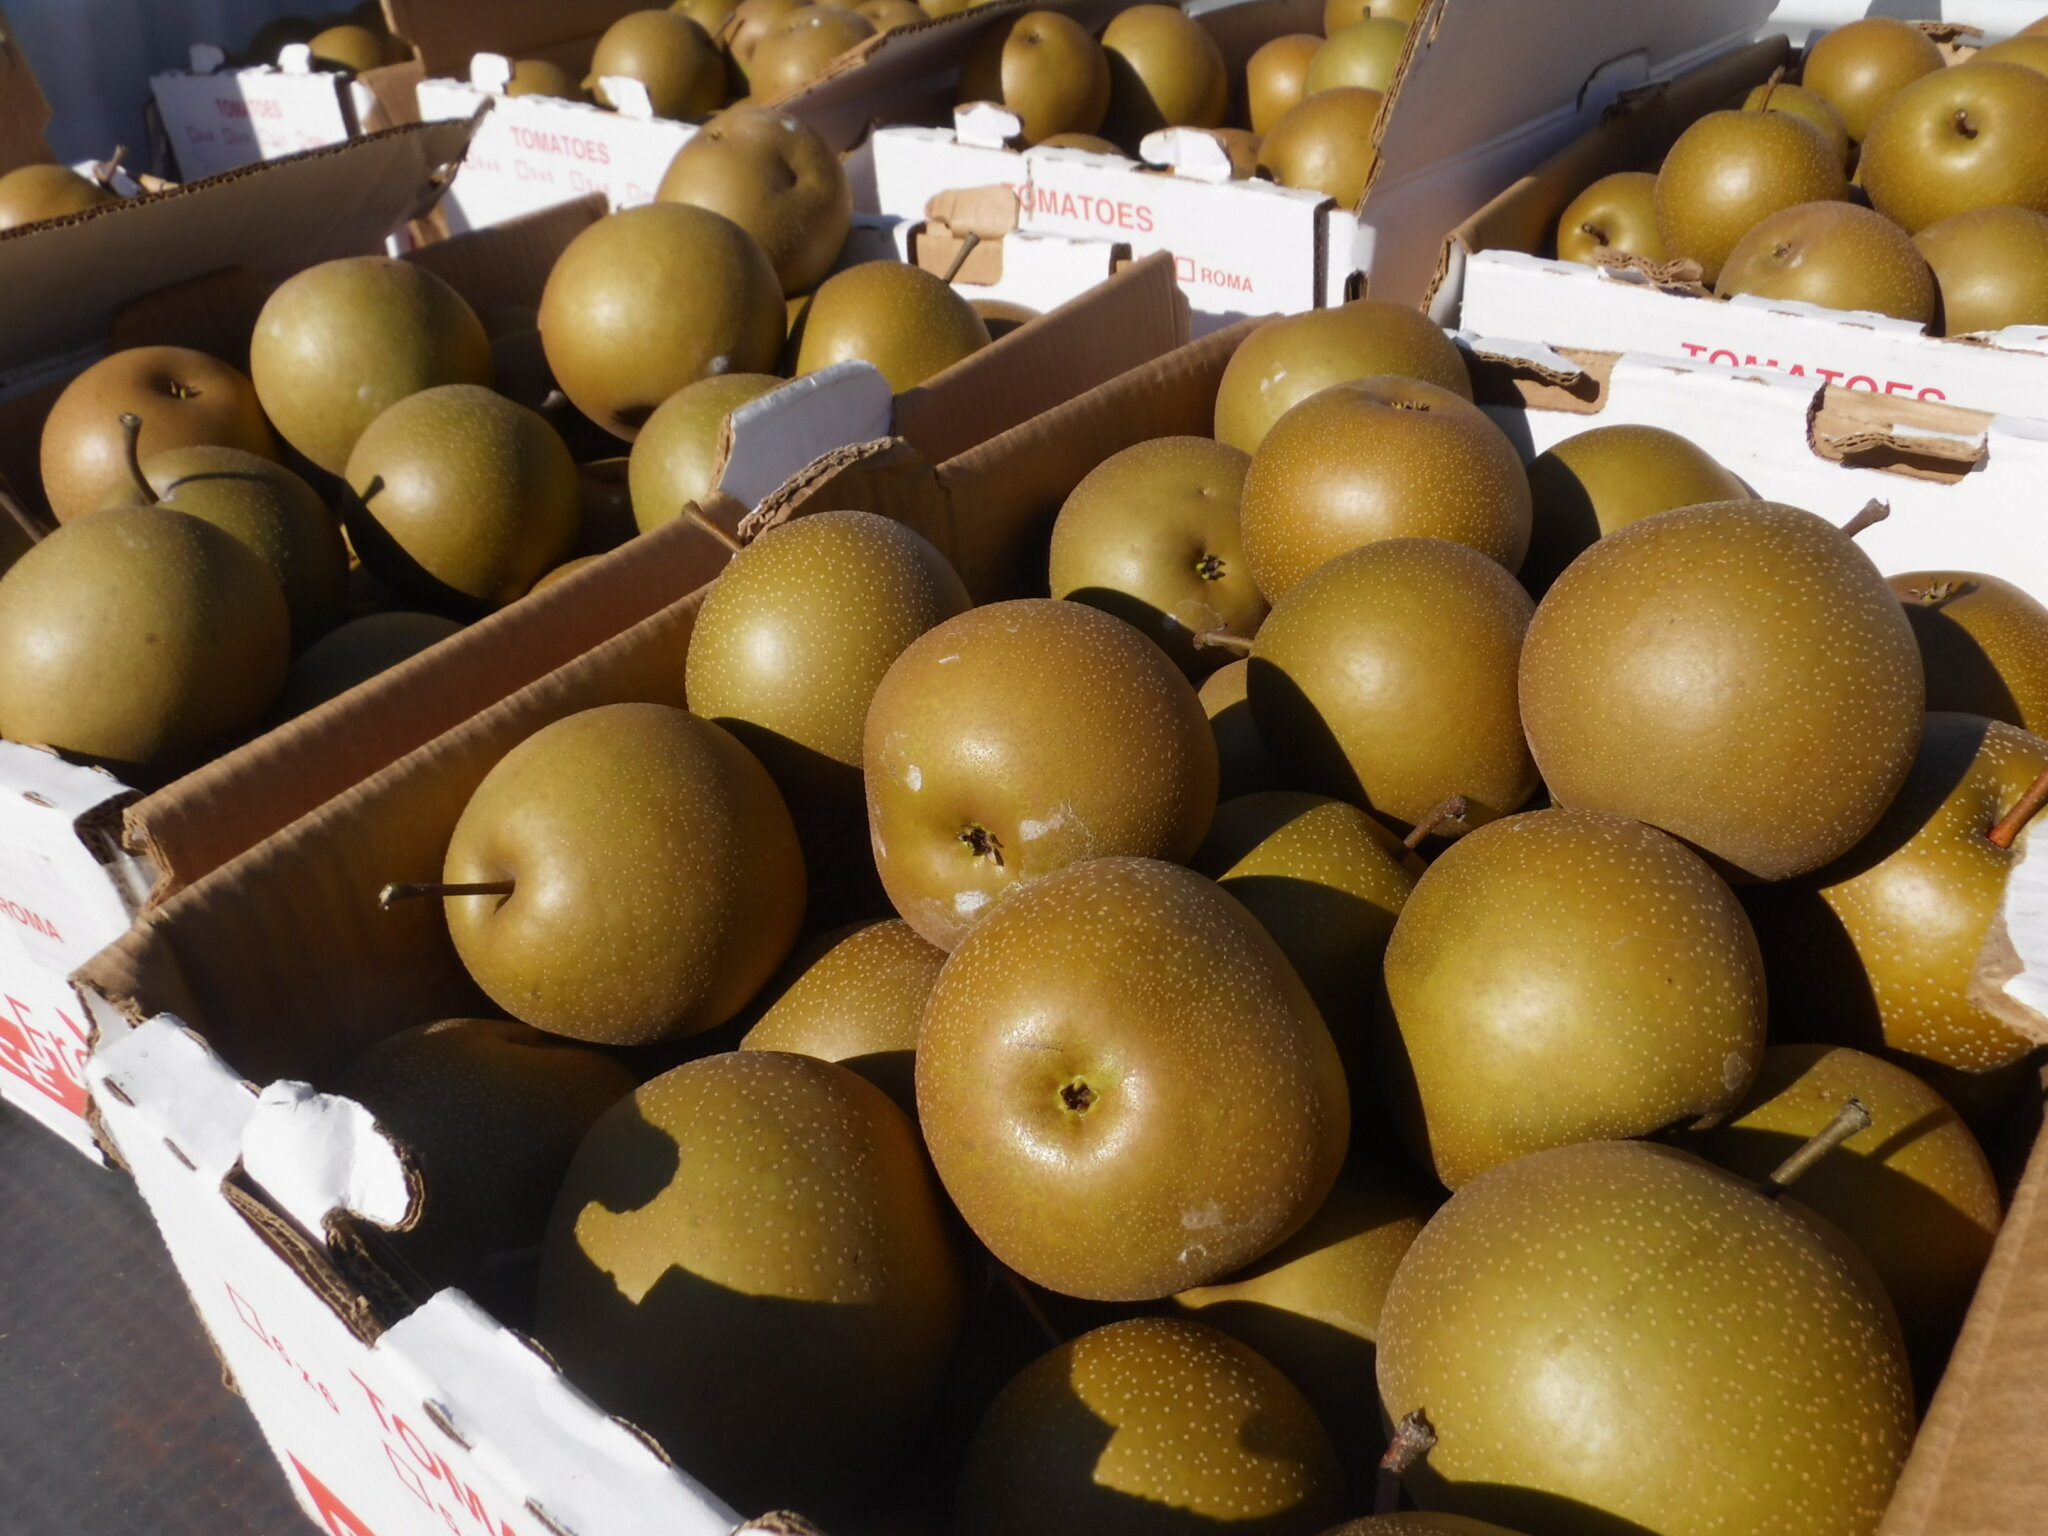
743,436,946,547
122,511,726,910
403,192,603,312
1808,388,1992,485
0,118,477,383
716,362,896,510
90,1016,260,1180
385,0,646,77
926,184,1022,239
893,249,1189,465
385,1291,742,1536
81,576,722,1089
243,1080,421,1235
1465,338,1615,414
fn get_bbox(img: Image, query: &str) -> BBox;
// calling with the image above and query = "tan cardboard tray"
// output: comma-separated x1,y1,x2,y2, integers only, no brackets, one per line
79,312,2048,1534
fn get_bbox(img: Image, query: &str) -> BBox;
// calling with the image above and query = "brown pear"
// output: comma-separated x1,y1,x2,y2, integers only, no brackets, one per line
42,346,279,524
1802,16,1945,141
1653,109,1848,284
1036,132,1122,154
307,23,389,71
537,1051,962,1514
1247,538,1536,836
1971,35,2048,75
1691,1042,2001,1387
1519,422,1748,598
958,10,1111,146
672,0,743,40
1257,87,1382,207
727,0,808,92
1553,170,1665,266
1246,34,1322,136
658,104,852,294
586,9,724,119
919,857,1348,1299
506,59,587,100
627,373,782,532
957,1317,1348,1536
1193,790,1420,1047
268,610,463,722
685,508,970,816
110,439,346,650
440,703,805,1045
1858,62,2048,233
1047,435,1260,677
1324,0,1420,28
538,203,785,440
1175,1162,1436,1491
1381,808,1766,1187
739,918,943,1115
863,600,1217,950
0,507,288,771
1915,205,2048,334
250,256,493,474
1101,4,1228,145
793,260,990,391
1743,80,1852,166
971,297,1039,338
1519,500,1924,881
747,5,877,100
1892,570,2048,734
1717,199,1936,323
856,0,925,33
343,384,581,612
1240,377,1530,598
1305,17,1407,96
1201,656,1285,799
0,163,114,230
1213,299,1472,455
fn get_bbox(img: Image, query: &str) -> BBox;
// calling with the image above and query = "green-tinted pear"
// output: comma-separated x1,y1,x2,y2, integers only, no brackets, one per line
1892,570,2048,734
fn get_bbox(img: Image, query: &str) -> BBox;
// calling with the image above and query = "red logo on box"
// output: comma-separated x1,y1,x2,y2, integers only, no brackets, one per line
0,992,87,1114
1679,343,1947,401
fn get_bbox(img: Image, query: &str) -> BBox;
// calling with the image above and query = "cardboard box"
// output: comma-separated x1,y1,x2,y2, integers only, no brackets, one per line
79,306,2048,1534
1432,36,2048,421
1764,1,2048,45
0,230,1184,1160
152,45,392,183
848,0,1779,331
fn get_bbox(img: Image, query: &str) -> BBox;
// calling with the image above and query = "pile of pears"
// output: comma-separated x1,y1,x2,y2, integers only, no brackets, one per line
239,4,413,72
960,0,1423,204
0,96,1016,781
331,292,2047,1536
1556,14,2048,334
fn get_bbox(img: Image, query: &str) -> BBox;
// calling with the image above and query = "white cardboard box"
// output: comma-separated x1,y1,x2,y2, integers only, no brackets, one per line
1764,1,2048,44
857,0,1779,330
1458,249,2048,416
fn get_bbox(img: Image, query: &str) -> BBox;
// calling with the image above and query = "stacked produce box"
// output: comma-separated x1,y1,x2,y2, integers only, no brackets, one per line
0,2,2043,1535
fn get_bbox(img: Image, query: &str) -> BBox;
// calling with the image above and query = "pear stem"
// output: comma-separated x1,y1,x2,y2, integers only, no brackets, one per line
0,486,46,547
117,412,154,502
1988,765,2048,851
684,502,746,555
378,880,515,910
1193,627,1253,657
1761,1096,1871,1196
1755,65,1785,112
940,230,982,285
1375,1409,1437,1515
1841,500,1889,539
996,1263,1062,1350
1403,796,1470,851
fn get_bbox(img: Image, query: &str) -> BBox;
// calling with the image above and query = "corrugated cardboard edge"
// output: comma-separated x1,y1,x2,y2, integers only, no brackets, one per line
1878,1083,2048,1534
1422,35,1792,314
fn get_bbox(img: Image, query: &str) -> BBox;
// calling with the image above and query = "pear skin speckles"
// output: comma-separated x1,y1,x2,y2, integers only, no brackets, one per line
918,857,1348,1301
1376,1141,1915,1536
1519,500,1924,881
958,1317,1349,1536
1381,808,1766,1189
